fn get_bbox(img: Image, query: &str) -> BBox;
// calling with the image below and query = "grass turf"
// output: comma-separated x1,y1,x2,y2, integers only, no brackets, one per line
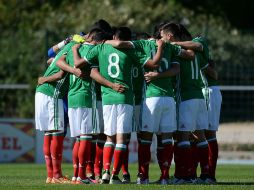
0,163,253,190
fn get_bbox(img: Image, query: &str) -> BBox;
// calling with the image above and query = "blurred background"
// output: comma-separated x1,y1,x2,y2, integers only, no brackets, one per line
0,0,254,163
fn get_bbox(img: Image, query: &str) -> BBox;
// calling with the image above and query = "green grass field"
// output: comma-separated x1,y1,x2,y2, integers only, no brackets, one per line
0,163,254,190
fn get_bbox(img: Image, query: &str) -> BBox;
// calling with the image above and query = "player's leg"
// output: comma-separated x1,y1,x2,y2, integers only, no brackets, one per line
75,108,96,184
86,135,96,179
43,132,53,183
158,97,177,184
194,99,213,184
174,99,198,184
137,97,161,184
110,104,133,184
205,86,222,183
121,133,131,183
94,133,106,183
68,107,81,183
101,105,117,184
72,137,80,183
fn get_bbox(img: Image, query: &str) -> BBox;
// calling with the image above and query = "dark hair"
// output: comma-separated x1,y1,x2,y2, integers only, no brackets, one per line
177,24,192,41
92,32,110,42
91,19,113,39
136,32,151,40
88,28,103,38
153,21,168,39
161,22,182,40
114,27,132,41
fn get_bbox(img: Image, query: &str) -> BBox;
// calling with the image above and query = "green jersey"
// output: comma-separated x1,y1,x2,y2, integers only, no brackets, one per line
66,42,95,108
193,37,219,87
36,41,77,98
176,42,209,101
132,39,181,98
132,63,144,105
86,43,149,105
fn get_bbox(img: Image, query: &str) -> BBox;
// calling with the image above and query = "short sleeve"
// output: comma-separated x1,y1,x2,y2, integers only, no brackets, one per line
85,45,99,68
192,37,209,61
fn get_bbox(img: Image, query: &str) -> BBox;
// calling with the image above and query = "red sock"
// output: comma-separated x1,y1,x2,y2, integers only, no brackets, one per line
121,144,129,175
78,136,92,179
156,146,164,177
161,142,173,179
43,134,53,178
86,140,96,176
51,135,64,179
175,141,191,179
72,138,80,178
138,141,151,179
94,140,105,177
197,141,210,177
189,142,198,178
103,142,115,171
112,144,127,175
208,139,218,178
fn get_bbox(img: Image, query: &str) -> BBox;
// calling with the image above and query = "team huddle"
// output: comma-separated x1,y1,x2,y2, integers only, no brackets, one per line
35,19,222,185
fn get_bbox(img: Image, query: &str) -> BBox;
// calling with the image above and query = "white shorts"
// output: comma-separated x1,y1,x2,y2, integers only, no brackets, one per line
141,97,177,133
35,92,64,132
103,104,133,136
133,105,141,132
179,99,208,132
93,101,104,134
68,108,93,137
207,86,222,131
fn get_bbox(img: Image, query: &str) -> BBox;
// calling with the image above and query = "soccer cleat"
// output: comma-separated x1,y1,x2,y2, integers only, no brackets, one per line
76,177,97,184
122,173,131,184
172,177,195,185
101,170,110,184
95,175,102,184
71,177,77,184
109,175,123,184
87,173,95,180
196,177,216,185
51,176,71,184
45,177,52,184
136,173,149,185
160,178,170,185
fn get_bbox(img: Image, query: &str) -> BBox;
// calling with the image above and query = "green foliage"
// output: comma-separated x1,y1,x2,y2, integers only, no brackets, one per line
0,0,253,117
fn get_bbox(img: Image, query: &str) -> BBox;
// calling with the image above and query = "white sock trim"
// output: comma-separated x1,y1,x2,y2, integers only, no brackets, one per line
177,141,190,147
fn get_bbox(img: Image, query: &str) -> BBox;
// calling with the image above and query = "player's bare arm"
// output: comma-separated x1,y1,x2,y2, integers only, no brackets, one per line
178,49,195,59
90,68,125,93
37,70,65,85
172,41,203,52
104,40,134,48
144,39,164,69
144,63,180,83
46,57,54,65
56,55,83,78
72,44,88,68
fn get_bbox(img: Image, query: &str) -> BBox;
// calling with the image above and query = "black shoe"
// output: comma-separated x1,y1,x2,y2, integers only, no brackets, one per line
122,173,131,184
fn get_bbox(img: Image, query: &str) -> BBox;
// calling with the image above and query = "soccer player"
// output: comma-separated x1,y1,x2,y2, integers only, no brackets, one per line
171,28,219,184
35,38,84,184
56,30,108,184
86,26,164,184
204,58,221,183
145,23,215,184
106,25,193,184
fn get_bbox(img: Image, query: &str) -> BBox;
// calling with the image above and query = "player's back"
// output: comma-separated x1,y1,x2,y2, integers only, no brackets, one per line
66,43,95,108
36,41,76,98
94,43,138,105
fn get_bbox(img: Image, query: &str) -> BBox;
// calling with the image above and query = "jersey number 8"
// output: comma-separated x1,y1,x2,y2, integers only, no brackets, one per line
108,53,120,78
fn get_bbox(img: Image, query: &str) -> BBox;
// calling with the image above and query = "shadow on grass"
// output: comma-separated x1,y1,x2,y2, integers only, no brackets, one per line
217,182,254,185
